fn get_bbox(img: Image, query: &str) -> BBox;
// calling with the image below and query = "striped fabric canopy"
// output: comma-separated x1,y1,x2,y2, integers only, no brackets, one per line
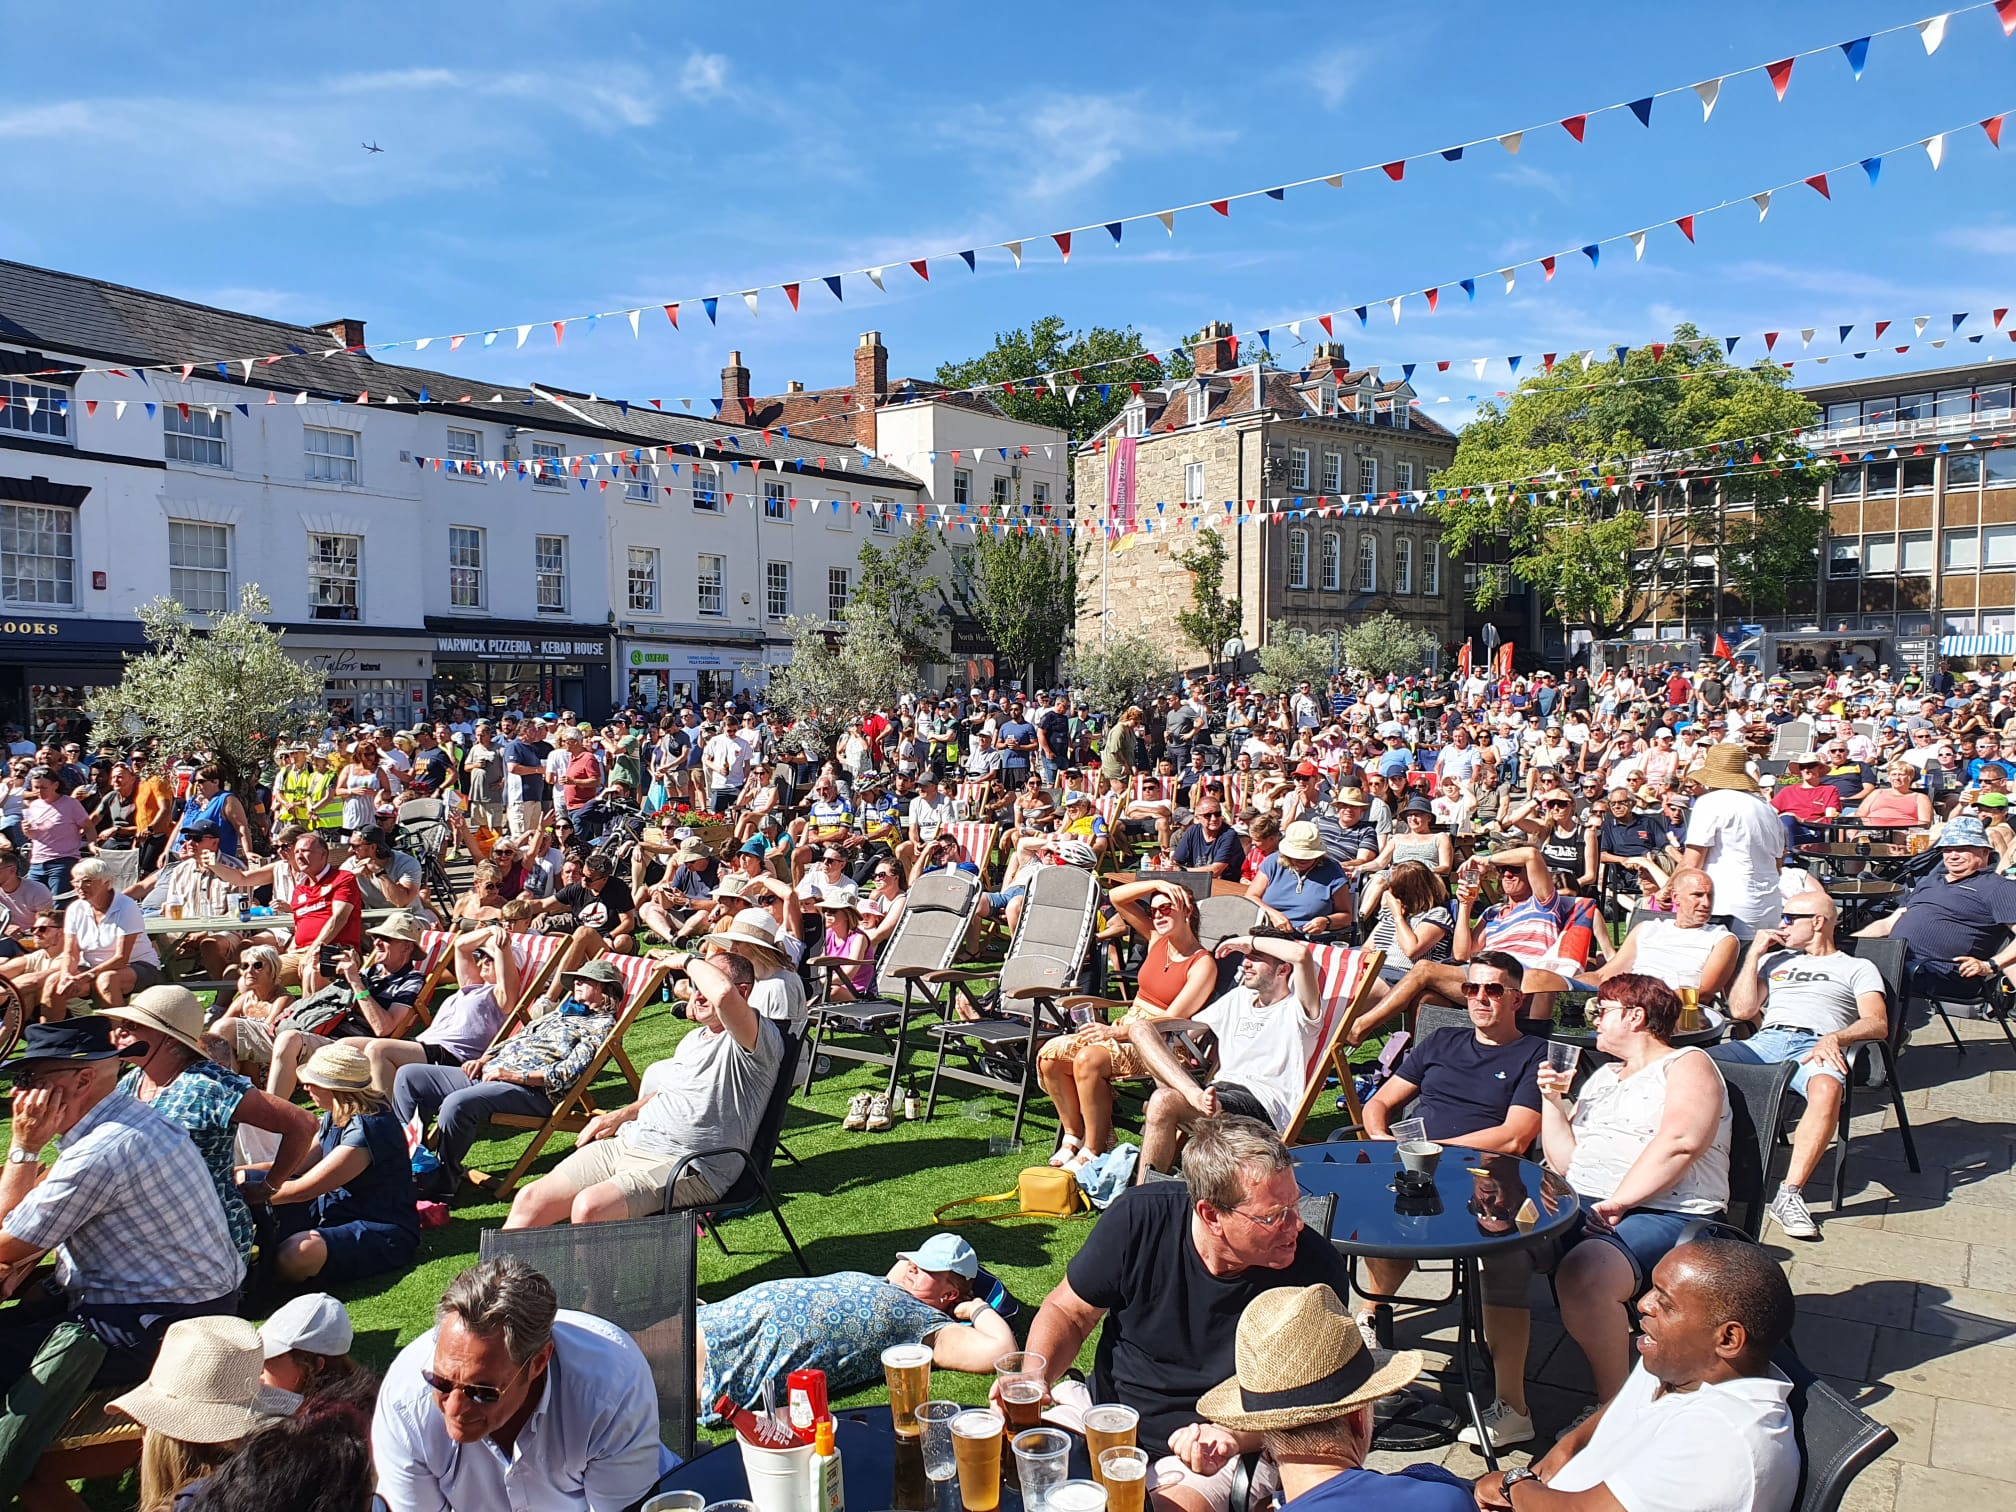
1940,635,2016,655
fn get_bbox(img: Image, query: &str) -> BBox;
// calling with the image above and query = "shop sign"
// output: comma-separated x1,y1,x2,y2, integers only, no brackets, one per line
435,635,607,661
0,617,148,646
626,647,673,669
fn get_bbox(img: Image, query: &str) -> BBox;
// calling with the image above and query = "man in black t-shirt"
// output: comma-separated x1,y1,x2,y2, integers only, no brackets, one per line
1035,694,1072,786
543,855,638,955
1014,1117,1350,1512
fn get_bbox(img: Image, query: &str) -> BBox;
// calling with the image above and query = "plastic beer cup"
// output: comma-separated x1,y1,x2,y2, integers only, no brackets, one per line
882,1343,932,1437
1082,1404,1138,1491
951,1409,1005,1512
994,1350,1047,1431
1098,1447,1150,1512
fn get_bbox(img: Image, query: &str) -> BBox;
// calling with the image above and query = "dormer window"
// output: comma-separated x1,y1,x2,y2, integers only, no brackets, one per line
1317,378,1337,415
1187,384,1209,426
1123,400,1146,438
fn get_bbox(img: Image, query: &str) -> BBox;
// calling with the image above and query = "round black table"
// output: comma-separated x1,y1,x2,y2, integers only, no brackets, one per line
1822,877,1906,931
1293,1143,1580,1470
650,1413,1093,1512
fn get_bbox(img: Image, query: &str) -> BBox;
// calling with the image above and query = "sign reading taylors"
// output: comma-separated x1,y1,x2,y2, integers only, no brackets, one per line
434,635,609,662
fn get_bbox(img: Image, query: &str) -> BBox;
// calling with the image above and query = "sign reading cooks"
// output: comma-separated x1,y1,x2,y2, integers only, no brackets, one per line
434,636,608,661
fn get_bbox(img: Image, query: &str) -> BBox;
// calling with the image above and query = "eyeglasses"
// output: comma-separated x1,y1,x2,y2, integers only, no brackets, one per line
1780,911,1820,925
421,1358,531,1407
1461,981,1510,1000
1593,999,1629,1019
1225,1202,1302,1229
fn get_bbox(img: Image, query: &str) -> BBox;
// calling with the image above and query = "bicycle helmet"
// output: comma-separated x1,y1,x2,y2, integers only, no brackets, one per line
1053,839,1098,869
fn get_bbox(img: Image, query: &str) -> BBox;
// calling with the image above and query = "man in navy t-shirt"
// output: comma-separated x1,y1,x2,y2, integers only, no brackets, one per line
1172,799,1245,881
1859,816,2016,999
995,704,1038,791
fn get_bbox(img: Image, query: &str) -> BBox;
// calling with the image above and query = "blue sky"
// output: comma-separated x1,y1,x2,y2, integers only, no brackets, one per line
4,1,2014,424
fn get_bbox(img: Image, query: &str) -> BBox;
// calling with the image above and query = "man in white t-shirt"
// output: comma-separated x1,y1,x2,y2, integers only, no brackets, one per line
1681,746,1785,940
703,725,752,813
1124,928,1323,1177
1721,890,1888,1241
1478,1238,1798,1512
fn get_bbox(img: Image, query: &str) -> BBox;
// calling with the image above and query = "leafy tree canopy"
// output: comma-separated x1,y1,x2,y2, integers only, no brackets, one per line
1067,629,1175,714
1253,620,1334,695
853,530,945,665
754,607,913,757
1340,612,1440,680
936,315,1191,440
1171,528,1243,672
970,528,1079,686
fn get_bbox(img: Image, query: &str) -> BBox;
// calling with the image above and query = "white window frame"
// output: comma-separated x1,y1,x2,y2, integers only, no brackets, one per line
1357,533,1378,593
445,427,483,470
990,474,1010,508
624,466,652,502
872,495,894,534
448,525,486,610
1395,460,1415,492
1287,528,1309,590
1423,542,1441,596
1358,455,1379,497
698,553,726,617
535,534,568,615
953,468,972,507
766,560,792,620
1288,448,1311,491
1394,537,1414,594
1320,530,1342,592
1985,524,2016,570
626,545,660,614
828,566,850,622
308,531,362,621
1321,452,1343,494
1184,462,1205,504
530,439,567,489
0,503,76,609
303,425,360,485
1187,386,1209,426
764,480,788,520
1032,482,1049,511
163,405,228,468
1123,403,1146,438
167,520,233,614
693,463,723,511
1,379,71,443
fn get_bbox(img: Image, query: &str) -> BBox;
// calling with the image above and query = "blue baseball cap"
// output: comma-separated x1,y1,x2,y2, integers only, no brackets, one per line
898,1233,978,1277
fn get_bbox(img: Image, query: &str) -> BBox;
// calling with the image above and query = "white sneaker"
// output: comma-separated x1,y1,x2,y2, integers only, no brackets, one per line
1457,1399,1535,1450
842,1092,872,1132
1769,1187,1820,1240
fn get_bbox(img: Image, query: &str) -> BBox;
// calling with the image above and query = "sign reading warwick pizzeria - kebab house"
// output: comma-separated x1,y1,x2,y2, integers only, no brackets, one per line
433,635,609,662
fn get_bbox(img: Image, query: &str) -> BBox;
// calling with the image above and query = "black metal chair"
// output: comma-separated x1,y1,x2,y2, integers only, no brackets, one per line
1704,1051,1800,1240
665,1030,810,1273
1780,1349,1898,1512
1834,937,1923,1204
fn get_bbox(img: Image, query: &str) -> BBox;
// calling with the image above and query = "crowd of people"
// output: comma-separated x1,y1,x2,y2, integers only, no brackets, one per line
3,646,2000,1509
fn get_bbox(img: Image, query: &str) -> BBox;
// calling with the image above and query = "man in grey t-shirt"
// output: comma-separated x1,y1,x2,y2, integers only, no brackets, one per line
503,952,782,1227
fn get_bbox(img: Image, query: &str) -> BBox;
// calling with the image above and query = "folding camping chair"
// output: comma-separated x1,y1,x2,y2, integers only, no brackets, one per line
923,864,1099,1143
956,781,992,816
466,950,670,1197
802,871,983,1097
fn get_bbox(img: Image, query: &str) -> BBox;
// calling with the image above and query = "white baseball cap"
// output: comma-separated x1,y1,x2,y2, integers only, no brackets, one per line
259,1293,353,1359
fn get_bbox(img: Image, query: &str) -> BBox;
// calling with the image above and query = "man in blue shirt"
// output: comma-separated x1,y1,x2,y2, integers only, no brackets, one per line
1858,816,2016,1000
995,703,1038,791
1171,798,1245,881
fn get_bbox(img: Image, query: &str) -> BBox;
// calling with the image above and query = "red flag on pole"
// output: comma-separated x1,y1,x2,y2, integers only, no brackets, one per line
1713,634,1732,659
1457,642,1472,680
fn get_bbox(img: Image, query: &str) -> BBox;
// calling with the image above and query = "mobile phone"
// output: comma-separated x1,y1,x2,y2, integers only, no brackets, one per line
317,944,344,975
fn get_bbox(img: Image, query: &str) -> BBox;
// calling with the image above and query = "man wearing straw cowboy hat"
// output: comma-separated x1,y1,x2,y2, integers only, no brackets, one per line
1191,1284,1471,1512
1679,743,1785,943
0,1018,244,1388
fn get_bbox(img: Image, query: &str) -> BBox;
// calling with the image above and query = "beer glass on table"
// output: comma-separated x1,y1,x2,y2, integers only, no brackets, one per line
1098,1447,1150,1512
1013,1428,1072,1512
1048,1482,1109,1512
881,1343,932,1437
951,1409,1005,1512
994,1350,1047,1431
1082,1404,1139,1493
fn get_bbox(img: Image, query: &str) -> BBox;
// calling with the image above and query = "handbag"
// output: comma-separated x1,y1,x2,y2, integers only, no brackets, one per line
932,1165,1087,1224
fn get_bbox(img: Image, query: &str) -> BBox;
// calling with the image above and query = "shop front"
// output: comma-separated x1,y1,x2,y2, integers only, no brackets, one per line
618,631,762,712
283,632,433,728
429,627,613,723
0,616,150,743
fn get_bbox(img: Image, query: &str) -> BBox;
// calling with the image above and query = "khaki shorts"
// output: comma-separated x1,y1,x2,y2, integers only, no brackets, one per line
546,1137,722,1220
231,1016,278,1066
508,800,546,840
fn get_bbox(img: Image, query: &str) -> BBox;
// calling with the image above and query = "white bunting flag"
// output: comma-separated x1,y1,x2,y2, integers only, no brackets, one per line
1800,328,1816,348
1066,385,1081,404
1004,240,1022,268
742,291,759,318
239,359,255,378
1472,358,1488,379
1629,230,1646,261
516,324,532,348
1156,211,1176,235
627,309,640,338
1387,296,1403,323
295,391,308,404
1918,14,1948,53
1924,134,1946,170
415,337,432,351
865,268,885,291
1499,267,1515,294
1287,321,1302,339
1498,131,1523,155
1914,316,1931,336
1753,191,1772,221
1695,78,1722,121
113,400,127,419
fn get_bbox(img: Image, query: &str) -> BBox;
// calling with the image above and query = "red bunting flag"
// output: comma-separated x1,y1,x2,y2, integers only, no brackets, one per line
1985,114,2007,148
1437,360,1451,372
664,304,679,328
910,260,930,281
1543,353,1556,371
1874,320,1891,340
1764,331,1779,351
85,400,97,416
1675,214,1696,243
1804,173,1831,199
1052,232,1072,261
1381,161,1405,181
1227,335,1240,362
783,283,800,310
1318,315,1333,336
1996,309,2010,328
1765,57,1794,100
1560,114,1587,142
1541,256,1556,280
1650,343,1666,361
553,321,565,345
2000,0,2016,35
1424,287,1439,312
1209,199,1229,216
1713,634,1732,659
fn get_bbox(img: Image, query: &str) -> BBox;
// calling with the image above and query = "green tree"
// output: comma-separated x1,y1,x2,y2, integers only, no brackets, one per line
1253,620,1334,695
755,606,912,757
935,315,1190,443
87,585,321,816
1067,629,1175,713
970,527,1079,687
1339,612,1438,680
1171,529,1243,672
1431,326,1831,639
853,530,945,665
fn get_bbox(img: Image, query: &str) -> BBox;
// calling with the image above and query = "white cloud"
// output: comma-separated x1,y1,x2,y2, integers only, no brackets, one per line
679,51,730,99
1939,224,2016,256
1490,163,1572,203
1309,46,1370,110
949,91,1234,201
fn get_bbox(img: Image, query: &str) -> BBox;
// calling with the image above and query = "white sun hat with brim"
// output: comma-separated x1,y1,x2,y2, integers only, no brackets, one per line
109,1316,301,1444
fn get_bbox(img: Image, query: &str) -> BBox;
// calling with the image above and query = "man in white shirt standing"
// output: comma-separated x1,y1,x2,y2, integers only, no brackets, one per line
1682,745,1786,941
703,722,752,814
373,1257,670,1512
1475,1238,1799,1512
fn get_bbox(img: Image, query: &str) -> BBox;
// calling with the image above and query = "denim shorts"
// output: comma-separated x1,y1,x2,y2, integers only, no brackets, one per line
1568,1207,1705,1290
984,885,1027,912
1716,1025,1843,1098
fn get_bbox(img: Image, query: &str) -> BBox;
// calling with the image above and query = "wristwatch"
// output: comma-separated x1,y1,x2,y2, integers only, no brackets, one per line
7,1147,39,1166
1501,1467,1541,1501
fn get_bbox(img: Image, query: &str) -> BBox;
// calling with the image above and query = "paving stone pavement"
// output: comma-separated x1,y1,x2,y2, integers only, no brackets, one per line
1359,1010,2016,1510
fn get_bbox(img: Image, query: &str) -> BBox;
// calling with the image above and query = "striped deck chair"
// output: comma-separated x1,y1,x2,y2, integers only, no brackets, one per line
469,931,573,1051
947,821,997,884
409,928,460,1028
1281,943,1385,1145
955,780,992,816
1226,771,1257,813
470,950,670,1197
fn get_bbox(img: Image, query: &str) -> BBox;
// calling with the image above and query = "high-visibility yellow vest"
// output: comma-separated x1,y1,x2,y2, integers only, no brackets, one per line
275,765,324,827
310,760,347,829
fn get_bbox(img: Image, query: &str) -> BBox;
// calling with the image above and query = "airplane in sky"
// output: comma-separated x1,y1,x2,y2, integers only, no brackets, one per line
362,141,384,154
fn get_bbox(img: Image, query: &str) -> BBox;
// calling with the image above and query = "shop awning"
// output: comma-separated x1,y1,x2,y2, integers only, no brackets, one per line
1940,635,2016,656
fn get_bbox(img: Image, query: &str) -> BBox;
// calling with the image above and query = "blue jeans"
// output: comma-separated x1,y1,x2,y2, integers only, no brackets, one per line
1714,1025,1845,1099
29,856,76,897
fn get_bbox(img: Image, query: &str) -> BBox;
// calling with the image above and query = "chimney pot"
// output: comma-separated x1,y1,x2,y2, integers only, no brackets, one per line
1191,319,1236,376
314,317,367,349
786,380,804,394
721,351,751,404
853,331,888,450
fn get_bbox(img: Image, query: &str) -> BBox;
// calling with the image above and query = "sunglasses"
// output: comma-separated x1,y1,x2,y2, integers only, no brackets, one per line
420,1359,530,1406
1462,981,1510,999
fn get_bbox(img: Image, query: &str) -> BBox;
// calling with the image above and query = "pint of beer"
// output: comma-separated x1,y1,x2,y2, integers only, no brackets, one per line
1083,1404,1139,1491
881,1343,932,1437
1098,1448,1150,1512
1048,1481,1109,1512
1908,831,1931,855
951,1409,1005,1512
994,1350,1048,1430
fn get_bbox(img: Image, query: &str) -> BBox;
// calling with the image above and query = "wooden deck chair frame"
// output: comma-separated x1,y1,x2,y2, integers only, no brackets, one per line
469,950,670,1197
1282,943,1384,1145
408,928,461,1029
947,822,997,885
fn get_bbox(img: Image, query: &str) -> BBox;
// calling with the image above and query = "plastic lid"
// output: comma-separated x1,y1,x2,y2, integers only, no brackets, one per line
814,1419,835,1454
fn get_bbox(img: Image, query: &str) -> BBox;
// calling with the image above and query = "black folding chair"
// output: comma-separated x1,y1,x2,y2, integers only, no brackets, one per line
1705,1051,1800,1240
1837,937,1923,1205
666,1030,810,1274
1780,1348,1898,1512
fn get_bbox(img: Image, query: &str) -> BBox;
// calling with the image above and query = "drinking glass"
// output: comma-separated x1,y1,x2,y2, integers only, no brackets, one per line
1098,1448,1150,1512
1390,1116,1428,1149
882,1343,933,1437
994,1350,1048,1431
1013,1428,1072,1512
1543,1041,1582,1077
951,1409,1006,1512
703,1502,759,1512
644,1495,706,1512
916,1400,962,1483
1047,1480,1110,1512
1082,1404,1138,1491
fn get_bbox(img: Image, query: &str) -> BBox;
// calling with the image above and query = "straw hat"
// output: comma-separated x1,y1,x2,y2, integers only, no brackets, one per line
706,907,791,961
1279,820,1327,861
1333,787,1371,809
672,839,714,865
368,912,426,944
298,1043,374,1094
109,1316,300,1444
1691,744,1759,793
101,984,208,1059
1196,1285,1424,1431
811,885,861,913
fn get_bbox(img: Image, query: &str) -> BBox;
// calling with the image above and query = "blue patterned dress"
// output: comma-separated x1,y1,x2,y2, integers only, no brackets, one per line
119,1060,254,1259
698,1272,952,1424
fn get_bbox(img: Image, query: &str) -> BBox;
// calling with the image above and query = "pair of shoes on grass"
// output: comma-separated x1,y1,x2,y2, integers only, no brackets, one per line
843,1091,894,1132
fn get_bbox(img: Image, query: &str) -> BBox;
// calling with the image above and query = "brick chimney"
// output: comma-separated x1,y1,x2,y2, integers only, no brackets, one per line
854,331,887,451
785,380,804,394
314,317,367,349
1307,341,1348,374
1192,320,1236,375
721,350,750,407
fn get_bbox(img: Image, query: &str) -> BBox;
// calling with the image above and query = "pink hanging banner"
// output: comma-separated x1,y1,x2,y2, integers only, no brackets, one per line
1107,436,1139,534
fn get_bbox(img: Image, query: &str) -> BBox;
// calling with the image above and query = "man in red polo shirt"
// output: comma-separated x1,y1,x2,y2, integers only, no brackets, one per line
283,830,363,991
1770,753,1840,851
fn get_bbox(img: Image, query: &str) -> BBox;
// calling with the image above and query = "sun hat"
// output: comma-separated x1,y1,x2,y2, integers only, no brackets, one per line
671,839,714,865
100,985,208,1059
298,1043,374,1094
737,839,768,859
368,912,426,944
1401,795,1434,816
109,1316,300,1444
706,907,792,959
1692,744,1760,793
1279,820,1327,861
1196,1284,1425,1432
260,1293,353,1360
1333,787,1371,808
1939,816,1994,849
4,1018,148,1078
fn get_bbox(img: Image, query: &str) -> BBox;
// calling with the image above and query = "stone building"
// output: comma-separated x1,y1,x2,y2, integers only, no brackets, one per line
1073,322,1463,671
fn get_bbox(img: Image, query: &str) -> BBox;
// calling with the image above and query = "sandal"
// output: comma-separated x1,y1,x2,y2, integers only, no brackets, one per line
843,1092,873,1132
864,1093,894,1132
1061,1147,1096,1174
1048,1135,1083,1169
